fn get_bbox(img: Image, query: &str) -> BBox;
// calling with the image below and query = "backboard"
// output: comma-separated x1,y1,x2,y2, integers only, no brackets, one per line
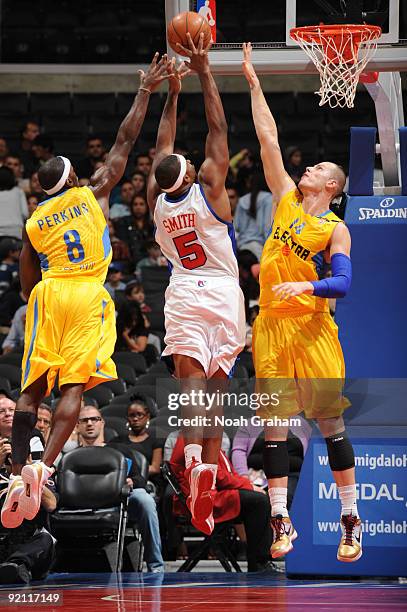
165,0,407,74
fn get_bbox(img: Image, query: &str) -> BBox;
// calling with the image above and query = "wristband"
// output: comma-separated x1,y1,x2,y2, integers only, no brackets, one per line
138,87,151,95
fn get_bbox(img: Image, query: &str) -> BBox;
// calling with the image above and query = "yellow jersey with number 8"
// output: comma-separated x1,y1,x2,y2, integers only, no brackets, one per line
26,186,111,283
259,188,343,316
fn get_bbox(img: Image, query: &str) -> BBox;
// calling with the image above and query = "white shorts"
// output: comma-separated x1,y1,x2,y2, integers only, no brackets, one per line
162,276,246,378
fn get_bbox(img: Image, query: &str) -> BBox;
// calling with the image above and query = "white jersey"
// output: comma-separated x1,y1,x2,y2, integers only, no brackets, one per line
154,183,238,279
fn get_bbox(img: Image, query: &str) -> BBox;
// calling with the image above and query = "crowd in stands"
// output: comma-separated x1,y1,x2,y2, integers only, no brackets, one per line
0,119,320,578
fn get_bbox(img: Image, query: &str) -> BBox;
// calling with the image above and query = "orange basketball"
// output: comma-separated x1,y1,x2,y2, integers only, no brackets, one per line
167,11,211,56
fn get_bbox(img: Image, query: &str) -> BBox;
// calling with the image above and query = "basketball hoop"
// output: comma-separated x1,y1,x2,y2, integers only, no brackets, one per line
290,24,382,109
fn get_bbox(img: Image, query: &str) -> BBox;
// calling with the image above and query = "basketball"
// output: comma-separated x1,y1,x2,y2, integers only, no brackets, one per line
167,11,212,56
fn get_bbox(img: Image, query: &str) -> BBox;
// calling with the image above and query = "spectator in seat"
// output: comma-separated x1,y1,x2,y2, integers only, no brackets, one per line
131,171,147,197
115,195,154,265
107,220,131,272
27,194,39,218
1,305,27,354
0,239,21,298
0,277,27,330
135,240,167,279
125,281,151,314
31,135,54,167
229,148,256,178
134,153,152,177
111,394,163,479
0,167,28,239
284,146,305,184
234,171,272,261
226,183,239,219
76,136,105,180
35,404,53,445
28,172,44,201
0,138,9,167
170,434,279,573
16,121,40,178
123,282,161,355
110,180,136,220
104,263,126,301
77,404,164,572
0,399,56,584
4,156,30,194
231,418,312,510
115,302,157,366
238,249,260,319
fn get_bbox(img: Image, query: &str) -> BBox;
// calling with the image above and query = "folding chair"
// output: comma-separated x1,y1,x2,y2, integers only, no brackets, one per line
161,462,242,573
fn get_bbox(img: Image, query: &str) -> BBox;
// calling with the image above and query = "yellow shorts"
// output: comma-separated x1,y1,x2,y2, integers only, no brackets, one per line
21,278,117,396
252,311,349,419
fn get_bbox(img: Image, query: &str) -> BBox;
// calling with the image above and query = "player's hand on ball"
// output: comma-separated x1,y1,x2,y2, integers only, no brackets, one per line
176,32,211,74
242,42,260,89
138,53,173,93
273,281,314,300
168,58,191,95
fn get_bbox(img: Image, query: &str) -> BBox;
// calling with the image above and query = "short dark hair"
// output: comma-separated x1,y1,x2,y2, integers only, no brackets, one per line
155,155,181,190
87,135,103,144
0,238,21,260
0,166,16,191
125,281,142,296
135,153,150,161
21,120,39,135
32,135,54,152
38,156,65,191
128,393,150,416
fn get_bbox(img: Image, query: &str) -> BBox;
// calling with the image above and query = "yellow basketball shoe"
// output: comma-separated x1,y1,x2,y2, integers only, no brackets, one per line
270,515,298,558
337,513,363,562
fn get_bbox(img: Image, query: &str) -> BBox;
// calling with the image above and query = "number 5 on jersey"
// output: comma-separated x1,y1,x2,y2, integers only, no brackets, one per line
173,231,207,270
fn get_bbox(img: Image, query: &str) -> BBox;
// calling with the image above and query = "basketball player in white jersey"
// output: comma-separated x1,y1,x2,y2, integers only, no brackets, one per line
147,38,245,534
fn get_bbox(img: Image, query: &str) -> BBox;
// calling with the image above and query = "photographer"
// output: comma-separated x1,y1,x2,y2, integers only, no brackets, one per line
0,399,56,584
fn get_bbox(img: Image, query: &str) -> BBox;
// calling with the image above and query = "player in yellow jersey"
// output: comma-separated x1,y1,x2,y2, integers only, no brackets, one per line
1,54,173,529
242,43,362,563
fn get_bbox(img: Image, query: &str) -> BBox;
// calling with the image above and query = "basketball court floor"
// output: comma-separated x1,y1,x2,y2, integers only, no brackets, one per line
0,572,405,611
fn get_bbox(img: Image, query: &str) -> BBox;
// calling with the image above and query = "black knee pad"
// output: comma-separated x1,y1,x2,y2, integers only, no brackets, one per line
263,441,289,479
325,430,355,471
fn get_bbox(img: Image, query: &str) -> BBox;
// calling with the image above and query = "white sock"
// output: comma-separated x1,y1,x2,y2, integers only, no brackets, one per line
206,463,218,489
184,444,202,469
338,484,358,517
268,487,289,518
9,474,20,481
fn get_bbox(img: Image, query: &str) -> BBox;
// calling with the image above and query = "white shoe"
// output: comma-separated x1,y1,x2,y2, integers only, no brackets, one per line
1,477,25,528
19,462,54,520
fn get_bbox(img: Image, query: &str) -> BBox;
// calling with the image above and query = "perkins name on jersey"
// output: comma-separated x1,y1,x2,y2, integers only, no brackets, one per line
36,202,90,231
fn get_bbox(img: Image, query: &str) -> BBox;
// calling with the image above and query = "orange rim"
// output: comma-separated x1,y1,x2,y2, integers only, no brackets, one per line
290,23,382,45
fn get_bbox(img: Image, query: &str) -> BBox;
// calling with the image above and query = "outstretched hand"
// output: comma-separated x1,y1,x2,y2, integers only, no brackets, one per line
242,42,260,89
176,32,212,74
138,53,173,93
168,58,191,95
272,281,314,300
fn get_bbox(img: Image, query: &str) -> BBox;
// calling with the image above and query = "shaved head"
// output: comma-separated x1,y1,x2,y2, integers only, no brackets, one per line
326,162,346,198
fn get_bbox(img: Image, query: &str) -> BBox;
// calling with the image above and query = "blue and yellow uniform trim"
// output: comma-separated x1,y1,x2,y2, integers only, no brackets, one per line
21,186,117,395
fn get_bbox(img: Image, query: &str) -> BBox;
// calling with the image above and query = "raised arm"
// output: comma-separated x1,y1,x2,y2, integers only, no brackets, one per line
91,53,171,216
178,33,230,219
242,43,295,203
19,227,41,300
147,61,190,213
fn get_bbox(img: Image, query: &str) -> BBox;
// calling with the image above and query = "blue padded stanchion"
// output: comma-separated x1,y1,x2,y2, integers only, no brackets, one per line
399,127,407,196
348,127,377,196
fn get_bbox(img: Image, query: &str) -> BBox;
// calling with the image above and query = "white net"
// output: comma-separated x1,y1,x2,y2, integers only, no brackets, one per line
290,25,381,109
